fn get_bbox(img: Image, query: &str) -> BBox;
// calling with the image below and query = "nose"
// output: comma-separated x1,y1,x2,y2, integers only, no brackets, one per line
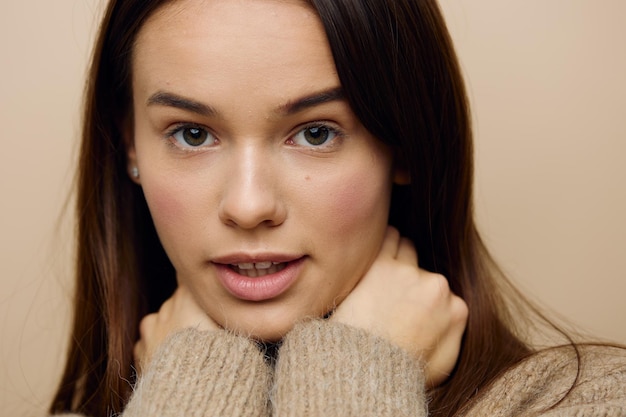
218,146,286,229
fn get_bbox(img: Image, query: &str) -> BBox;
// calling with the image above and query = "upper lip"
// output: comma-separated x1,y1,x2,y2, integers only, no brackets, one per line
212,253,304,265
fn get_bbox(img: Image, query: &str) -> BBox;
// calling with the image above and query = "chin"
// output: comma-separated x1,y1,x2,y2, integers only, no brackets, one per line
221,319,296,342
250,327,292,343
213,305,327,342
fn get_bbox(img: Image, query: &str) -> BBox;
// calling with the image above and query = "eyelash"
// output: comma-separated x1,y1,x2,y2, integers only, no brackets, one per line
163,121,346,152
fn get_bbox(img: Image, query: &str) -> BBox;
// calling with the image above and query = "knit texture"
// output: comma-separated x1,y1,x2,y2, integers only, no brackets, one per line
462,344,626,417
124,328,271,417
51,323,626,417
272,320,426,416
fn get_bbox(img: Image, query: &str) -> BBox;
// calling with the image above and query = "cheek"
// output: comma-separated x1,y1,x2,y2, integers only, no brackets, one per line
141,174,205,257
310,161,393,237
144,178,187,227
303,160,392,299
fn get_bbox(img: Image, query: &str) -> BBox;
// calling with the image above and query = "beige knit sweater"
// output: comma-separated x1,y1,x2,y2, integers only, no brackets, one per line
55,320,626,417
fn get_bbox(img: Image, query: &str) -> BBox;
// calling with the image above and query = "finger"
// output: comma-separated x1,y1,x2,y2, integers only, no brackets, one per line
450,294,469,328
133,339,145,370
139,313,157,338
425,320,466,387
380,226,401,258
396,237,418,265
425,296,468,387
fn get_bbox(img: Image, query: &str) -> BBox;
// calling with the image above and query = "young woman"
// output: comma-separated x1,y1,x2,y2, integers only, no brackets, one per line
50,0,626,416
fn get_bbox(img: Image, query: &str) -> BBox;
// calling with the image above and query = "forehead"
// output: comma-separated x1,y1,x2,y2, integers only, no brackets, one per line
132,0,338,101
137,0,317,37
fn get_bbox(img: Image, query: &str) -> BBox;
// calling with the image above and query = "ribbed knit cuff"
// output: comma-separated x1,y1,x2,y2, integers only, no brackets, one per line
124,329,271,417
272,320,427,417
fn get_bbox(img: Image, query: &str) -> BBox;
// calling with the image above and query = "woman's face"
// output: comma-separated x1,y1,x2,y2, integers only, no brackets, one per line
130,0,397,340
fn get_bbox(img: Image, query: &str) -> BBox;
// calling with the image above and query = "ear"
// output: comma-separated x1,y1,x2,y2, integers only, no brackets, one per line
123,120,141,184
392,148,411,185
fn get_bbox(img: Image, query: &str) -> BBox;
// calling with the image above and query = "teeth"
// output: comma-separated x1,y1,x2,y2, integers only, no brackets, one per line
231,262,287,277
231,261,274,270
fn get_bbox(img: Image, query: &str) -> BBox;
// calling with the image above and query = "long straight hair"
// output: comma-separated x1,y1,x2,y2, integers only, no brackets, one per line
308,1,542,413
52,0,543,415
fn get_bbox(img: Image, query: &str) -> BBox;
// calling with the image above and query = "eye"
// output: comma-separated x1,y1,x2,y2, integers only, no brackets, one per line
169,124,216,148
292,124,339,147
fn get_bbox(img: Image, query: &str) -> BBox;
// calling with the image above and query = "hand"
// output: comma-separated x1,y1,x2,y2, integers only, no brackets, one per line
133,285,219,373
331,227,468,387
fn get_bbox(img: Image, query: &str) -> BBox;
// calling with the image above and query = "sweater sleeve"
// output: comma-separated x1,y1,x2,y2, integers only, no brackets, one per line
124,328,271,417
462,345,626,417
272,320,427,417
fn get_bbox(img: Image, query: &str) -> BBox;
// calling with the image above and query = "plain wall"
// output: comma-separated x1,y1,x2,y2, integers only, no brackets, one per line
1,0,624,414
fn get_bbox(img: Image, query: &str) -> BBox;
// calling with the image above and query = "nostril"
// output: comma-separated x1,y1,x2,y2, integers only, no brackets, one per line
217,154,287,229
218,191,286,229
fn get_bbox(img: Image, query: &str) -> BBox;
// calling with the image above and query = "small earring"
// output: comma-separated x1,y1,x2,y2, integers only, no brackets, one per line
131,166,139,179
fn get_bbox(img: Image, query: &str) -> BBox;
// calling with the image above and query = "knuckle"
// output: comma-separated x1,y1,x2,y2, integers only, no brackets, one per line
160,296,175,313
386,225,400,241
133,341,143,361
139,313,156,335
451,296,469,323
425,272,451,295
433,273,450,288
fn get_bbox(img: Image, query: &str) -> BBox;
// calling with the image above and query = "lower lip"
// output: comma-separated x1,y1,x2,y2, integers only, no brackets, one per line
214,258,304,301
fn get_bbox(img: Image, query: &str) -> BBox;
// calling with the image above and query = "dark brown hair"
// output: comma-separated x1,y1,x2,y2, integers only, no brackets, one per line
51,0,554,415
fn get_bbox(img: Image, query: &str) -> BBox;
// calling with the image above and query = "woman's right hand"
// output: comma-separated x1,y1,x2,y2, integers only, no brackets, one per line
133,285,219,373
331,227,468,388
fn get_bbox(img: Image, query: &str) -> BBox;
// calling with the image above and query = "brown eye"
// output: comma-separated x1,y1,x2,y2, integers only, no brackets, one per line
182,127,208,146
293,125,338,147
171,125,215,148
304,126,329,145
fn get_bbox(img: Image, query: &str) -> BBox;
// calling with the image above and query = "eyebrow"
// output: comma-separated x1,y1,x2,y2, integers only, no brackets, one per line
147,91,218,117
280,87,345,115
146,86,344,117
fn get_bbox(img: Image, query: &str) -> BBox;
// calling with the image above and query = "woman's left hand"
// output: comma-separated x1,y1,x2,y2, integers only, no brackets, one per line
331,226,468,387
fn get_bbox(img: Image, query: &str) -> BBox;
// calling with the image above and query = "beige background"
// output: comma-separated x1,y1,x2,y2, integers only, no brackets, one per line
1,0,624,414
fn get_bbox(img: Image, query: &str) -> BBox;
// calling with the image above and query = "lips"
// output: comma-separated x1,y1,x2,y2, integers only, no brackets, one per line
213,255,304,301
